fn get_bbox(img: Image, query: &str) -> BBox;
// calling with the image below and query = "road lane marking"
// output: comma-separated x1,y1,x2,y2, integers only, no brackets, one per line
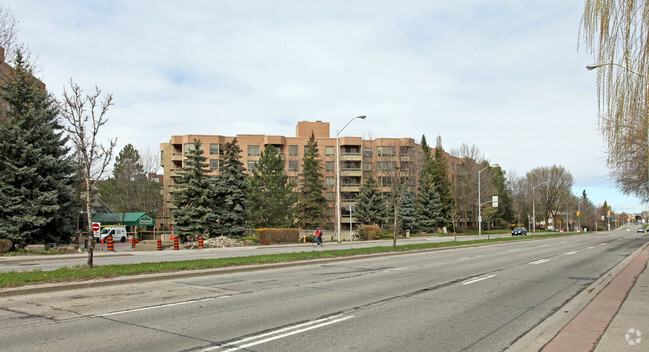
383,267,408,272
564,251,578,255
203,315,355,352
529,259,550,265
95,296,230,317
507,249,522,253
462,274,496,285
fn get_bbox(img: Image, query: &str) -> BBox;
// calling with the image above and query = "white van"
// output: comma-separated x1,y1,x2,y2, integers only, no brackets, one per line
95,227,128,243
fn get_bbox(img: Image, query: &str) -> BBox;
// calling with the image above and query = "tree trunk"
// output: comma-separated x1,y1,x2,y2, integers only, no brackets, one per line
85,180,94,268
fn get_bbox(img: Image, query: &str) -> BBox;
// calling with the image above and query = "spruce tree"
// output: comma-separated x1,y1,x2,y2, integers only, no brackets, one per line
171,139,217,240
295,133,327,228
416,178,443,233
398,190,417,234
248,145,296,228
431,136,455,227
214,138,249,238
354,176,388,227
0,50,77,245
416,134,443,233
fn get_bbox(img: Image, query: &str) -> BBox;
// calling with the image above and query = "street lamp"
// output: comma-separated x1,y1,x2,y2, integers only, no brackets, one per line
478,166,488,236
336,115,366,243
531,182,549,235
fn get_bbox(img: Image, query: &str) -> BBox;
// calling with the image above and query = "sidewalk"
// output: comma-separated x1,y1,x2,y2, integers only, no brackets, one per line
541,244,649,351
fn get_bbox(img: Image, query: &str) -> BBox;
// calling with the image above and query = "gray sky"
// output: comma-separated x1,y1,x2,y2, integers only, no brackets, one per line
5,0,645,214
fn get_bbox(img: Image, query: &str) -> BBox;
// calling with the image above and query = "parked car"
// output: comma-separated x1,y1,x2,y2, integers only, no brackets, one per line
512,227,527,236
95,226,128,243
637,228,646,233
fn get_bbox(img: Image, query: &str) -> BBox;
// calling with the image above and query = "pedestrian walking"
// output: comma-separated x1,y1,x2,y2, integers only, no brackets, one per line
313,228,324,247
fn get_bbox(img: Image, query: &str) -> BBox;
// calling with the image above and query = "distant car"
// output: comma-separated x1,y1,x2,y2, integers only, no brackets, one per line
637,228,645,233
512,227,527,236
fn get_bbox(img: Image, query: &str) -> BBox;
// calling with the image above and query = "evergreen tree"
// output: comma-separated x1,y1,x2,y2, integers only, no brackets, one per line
431,136,455,227
248,145,296,228
99,144,162,216
0,51,77,245
416,179,443,233
171,139,217,240
492,167,514,228
295,133,327,228
354,176,388,227
214,138,249,238
398,189,417,234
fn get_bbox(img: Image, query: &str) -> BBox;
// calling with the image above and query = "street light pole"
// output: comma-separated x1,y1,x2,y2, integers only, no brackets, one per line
478,166,488,236
336,115,366,243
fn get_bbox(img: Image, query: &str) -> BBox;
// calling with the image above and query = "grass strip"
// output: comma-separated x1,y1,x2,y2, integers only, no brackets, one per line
0,232,582,288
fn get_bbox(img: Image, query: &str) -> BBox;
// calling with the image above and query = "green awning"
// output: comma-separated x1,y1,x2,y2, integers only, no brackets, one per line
92,212,156,226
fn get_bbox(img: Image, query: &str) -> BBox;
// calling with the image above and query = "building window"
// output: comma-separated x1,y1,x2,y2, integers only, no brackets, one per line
325,146,335,157
289,145,298,156
209,144,220,155
183,143,197,155
210,159,219,171
289,160,299,172
378,161,396,171
363,148,373,158
326,177,335,188
379,177,392,187
326,192,336,201
304,145,319,155
377,146,396,157
247,161,258,172
325,161,335,172
363,162,373,172
248,145,260,157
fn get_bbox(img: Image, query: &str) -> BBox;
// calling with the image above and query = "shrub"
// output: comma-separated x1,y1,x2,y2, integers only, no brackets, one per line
359,225,381,240
256,228,300,244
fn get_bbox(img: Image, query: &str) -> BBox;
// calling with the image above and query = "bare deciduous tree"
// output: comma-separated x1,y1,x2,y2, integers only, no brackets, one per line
60,79,116,268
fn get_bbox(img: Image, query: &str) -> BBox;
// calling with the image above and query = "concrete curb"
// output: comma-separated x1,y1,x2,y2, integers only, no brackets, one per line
508,241,649,352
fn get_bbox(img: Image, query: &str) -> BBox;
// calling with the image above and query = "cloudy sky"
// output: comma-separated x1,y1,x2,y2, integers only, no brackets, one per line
5,0,645,213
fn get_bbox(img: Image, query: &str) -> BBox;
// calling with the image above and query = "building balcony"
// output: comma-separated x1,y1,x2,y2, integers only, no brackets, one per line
341,185,361,193
340,153,362,161
171,152,183,162
341,169,362,177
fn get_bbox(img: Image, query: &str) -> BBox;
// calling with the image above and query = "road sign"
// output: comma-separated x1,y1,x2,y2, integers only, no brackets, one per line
92,222,101,236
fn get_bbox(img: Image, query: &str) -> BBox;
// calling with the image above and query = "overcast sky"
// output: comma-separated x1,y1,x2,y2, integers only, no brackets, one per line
5,0,646,214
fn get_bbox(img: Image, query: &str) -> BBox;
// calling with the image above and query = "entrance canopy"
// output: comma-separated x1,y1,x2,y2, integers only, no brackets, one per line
92,212,156,227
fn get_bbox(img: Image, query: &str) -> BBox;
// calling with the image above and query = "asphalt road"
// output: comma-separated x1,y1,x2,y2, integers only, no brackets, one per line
0,233,517,272
0,229,646,351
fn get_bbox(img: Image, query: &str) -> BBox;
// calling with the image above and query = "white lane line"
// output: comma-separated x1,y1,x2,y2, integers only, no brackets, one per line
462,274,496,285
564,251,578,255
529,259,550,265
95,296,230,317
383,267,408,272
203,315,355,352
586,246,596,250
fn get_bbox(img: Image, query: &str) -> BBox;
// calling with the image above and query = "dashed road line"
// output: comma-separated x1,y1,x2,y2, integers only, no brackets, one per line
462,274,496,285
529,259,550,265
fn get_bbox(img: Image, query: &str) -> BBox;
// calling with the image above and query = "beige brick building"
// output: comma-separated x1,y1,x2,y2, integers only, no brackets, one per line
160,121,458,231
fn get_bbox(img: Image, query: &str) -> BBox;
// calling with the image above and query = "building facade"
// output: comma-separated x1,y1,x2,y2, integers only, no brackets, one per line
160,121,460,231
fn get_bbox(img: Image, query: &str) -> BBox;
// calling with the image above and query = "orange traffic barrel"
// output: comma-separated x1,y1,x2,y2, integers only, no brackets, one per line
157,238,162,251
173,237,179,250
198,235,204,249
107,235,115,252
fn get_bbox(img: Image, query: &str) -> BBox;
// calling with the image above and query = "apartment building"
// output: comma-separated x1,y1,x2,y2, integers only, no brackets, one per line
160,121,457,230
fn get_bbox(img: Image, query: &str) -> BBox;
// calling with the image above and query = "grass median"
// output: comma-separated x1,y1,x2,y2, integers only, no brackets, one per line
0,232,582,288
